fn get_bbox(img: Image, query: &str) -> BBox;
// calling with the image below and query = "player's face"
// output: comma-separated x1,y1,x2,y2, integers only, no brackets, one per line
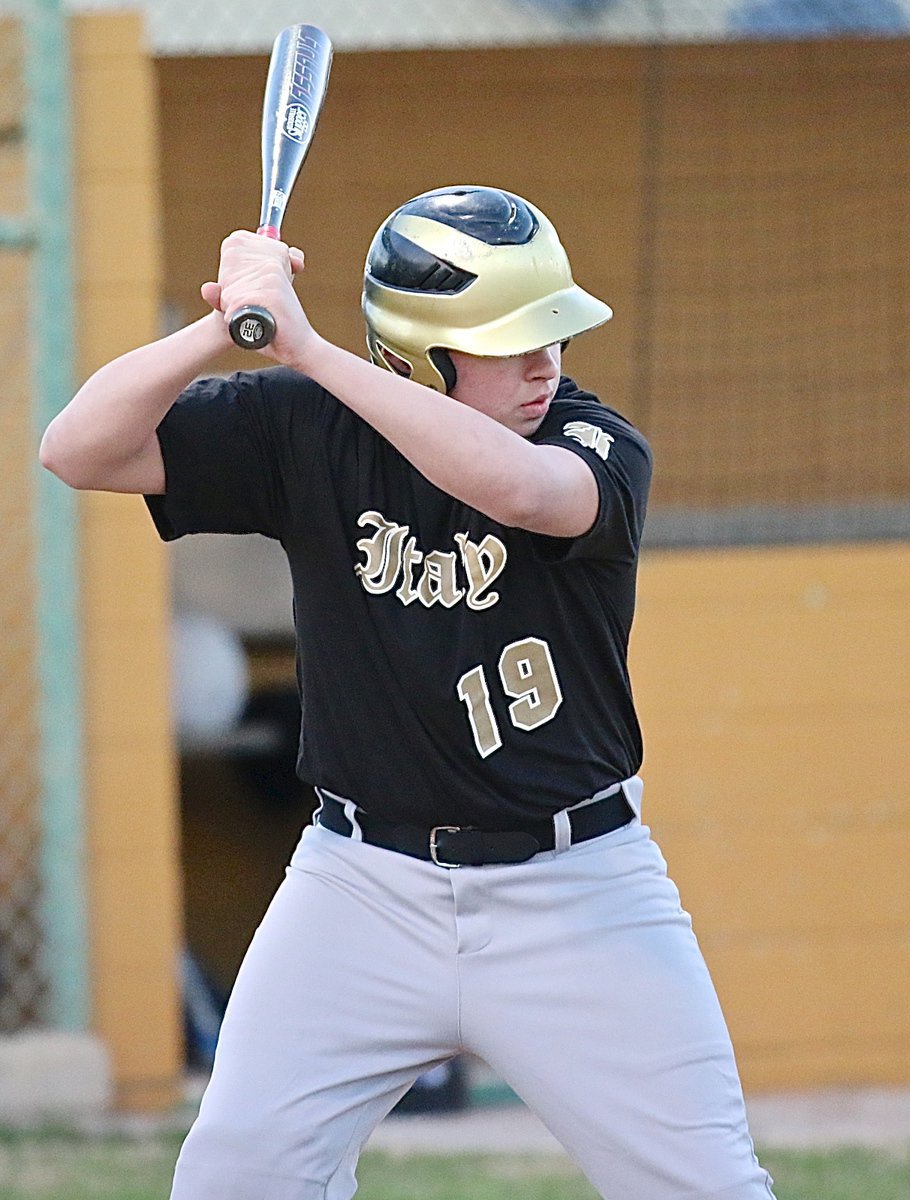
448,344,562,435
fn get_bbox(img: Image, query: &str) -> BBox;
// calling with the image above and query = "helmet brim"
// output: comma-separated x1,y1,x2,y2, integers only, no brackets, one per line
425,284,612,359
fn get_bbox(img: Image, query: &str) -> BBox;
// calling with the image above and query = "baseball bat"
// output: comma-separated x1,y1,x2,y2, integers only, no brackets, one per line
228,24,333,350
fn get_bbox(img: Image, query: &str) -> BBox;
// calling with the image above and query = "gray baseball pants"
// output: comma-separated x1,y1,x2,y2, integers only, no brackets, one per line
170,779,776,1200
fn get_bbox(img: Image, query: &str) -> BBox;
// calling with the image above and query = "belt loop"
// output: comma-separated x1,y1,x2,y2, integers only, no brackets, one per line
620,775,643,820
313,787,326,822
343,799,363,841
552,808,572,854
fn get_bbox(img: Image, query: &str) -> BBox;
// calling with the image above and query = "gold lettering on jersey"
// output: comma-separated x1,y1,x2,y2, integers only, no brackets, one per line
418,551,464,608
354,511,508,610
395,536,424,605
454,533,506,611
355,511,408,594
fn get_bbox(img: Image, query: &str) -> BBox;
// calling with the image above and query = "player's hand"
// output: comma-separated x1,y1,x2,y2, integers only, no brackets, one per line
200,232,306,311
202,230,313,363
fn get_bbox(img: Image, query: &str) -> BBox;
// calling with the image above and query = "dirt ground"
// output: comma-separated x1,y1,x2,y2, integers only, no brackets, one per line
365,1087,910,1157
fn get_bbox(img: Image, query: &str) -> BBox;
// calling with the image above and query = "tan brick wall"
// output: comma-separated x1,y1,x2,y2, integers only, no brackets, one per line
632,543,910,1088
72,12,183,1111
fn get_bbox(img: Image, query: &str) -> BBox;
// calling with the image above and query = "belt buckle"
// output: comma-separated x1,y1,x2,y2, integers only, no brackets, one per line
429,825,463,868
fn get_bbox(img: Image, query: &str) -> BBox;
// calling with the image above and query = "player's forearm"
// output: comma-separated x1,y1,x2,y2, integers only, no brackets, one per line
40,313,229,489
299,338,540,526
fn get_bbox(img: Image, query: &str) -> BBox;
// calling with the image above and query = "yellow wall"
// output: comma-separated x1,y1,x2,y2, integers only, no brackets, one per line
632,543,910,1088
186,544,910,1092
72,13,183,1111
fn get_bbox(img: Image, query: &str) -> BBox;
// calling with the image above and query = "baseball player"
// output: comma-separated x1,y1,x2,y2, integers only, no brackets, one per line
41,186,775,1200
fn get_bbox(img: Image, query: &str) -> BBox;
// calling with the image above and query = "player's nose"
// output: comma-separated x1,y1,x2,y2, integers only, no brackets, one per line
525,345,560,378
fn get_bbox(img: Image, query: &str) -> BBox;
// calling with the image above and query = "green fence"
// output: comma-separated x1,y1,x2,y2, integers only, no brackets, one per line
0,0,86,1034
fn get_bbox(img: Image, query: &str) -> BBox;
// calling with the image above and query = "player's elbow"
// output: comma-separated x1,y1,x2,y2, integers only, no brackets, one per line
39,422,95,490
496,485,547,532
39,423,73,482
502,476,598,539
493,485,568,536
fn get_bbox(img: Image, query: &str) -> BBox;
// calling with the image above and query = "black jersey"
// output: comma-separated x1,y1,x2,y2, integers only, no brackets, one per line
146,370,652,828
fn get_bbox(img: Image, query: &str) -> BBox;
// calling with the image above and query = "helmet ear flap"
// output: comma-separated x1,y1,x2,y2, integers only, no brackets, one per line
428,348,457,394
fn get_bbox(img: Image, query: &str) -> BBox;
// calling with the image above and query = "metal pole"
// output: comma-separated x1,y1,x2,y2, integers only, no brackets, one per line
26,0,89,1032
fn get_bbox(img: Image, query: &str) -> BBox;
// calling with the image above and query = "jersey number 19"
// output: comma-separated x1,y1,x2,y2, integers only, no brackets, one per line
456,636,563,758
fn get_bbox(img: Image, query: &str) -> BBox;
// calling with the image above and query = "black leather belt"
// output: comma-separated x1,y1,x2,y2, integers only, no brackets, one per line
314,789,634,868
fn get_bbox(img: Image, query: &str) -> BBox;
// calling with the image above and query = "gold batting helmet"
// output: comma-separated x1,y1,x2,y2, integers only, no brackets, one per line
362,186,613,393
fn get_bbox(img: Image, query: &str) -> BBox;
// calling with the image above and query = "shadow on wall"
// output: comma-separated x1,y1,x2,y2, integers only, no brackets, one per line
171,612,469,1114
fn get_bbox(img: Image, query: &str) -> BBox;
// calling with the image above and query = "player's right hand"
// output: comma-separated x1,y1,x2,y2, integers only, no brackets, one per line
204,231,313,363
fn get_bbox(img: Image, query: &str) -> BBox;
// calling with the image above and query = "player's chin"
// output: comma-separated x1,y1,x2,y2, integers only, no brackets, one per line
516,398,551,432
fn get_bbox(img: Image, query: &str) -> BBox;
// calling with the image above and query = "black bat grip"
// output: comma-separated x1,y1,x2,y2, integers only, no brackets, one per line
229,304,277,350
227,223,282,350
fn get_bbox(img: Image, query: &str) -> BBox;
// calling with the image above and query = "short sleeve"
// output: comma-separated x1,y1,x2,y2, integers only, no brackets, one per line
144,368,323,542
531,393,653,565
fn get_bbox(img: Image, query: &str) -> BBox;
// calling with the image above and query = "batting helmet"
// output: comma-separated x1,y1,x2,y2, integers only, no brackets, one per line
362,186,613,393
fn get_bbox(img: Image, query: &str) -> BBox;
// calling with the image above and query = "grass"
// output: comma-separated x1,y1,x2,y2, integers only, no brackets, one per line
761,1147,910,1200
0,1130,182,1200
0,1130,908,1199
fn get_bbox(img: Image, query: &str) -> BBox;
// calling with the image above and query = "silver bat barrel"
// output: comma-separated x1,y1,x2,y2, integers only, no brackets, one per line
259,25,334,236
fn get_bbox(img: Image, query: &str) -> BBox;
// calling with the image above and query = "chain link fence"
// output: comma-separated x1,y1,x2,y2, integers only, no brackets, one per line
0,0,901,1059
1,0,81,1037
630,39,910,546
0,6,47,1033
131,0,910,546
1,7,906,1026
